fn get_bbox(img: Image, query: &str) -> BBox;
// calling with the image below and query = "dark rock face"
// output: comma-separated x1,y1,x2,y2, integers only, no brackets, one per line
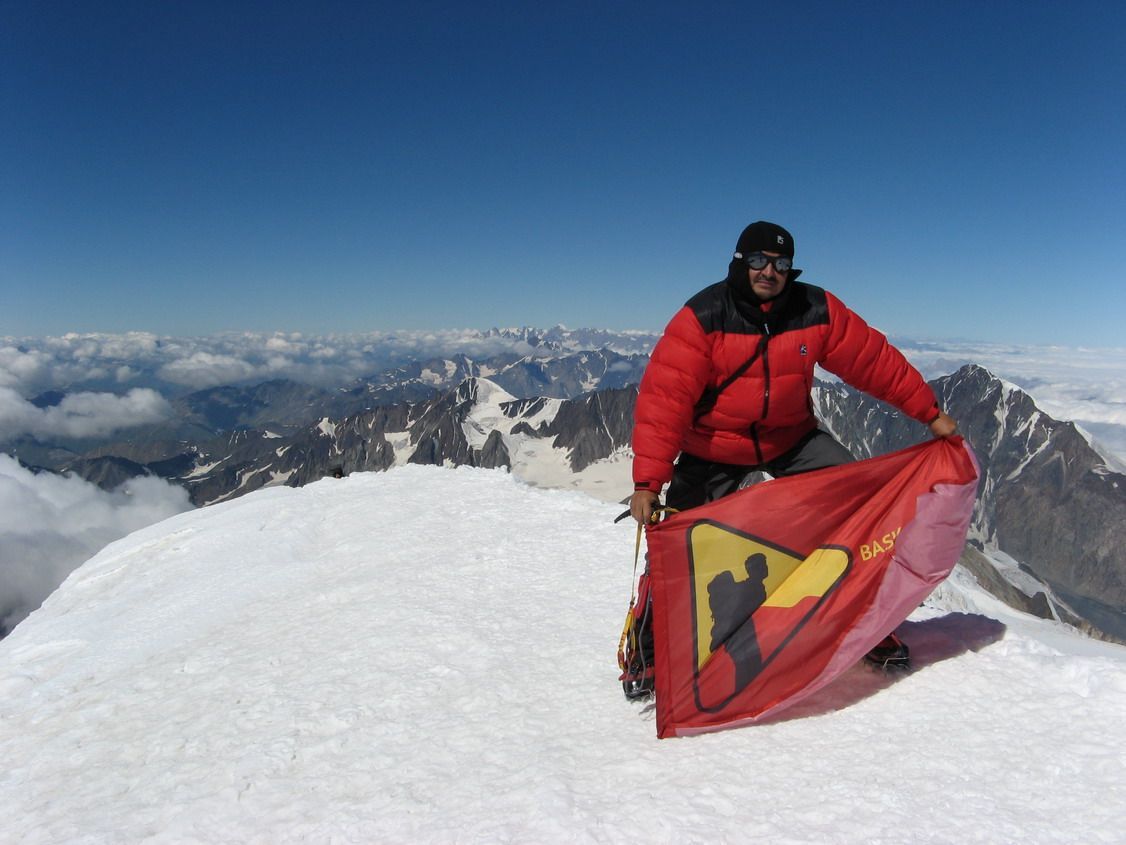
477,430,511,470
57,456,150,490
405,381,479,467
539,388,637,472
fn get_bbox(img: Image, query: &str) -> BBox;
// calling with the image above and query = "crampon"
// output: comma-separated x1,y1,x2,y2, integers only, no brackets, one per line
863,632,911,670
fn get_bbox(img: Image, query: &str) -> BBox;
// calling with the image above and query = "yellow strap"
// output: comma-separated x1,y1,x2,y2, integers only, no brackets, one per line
616,522,644,670
615,507,679,670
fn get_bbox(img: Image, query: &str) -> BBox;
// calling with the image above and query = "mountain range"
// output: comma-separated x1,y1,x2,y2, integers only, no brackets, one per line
6,342,1124,644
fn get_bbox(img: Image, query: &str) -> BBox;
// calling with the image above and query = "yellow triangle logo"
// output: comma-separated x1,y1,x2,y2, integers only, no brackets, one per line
688,521,850,671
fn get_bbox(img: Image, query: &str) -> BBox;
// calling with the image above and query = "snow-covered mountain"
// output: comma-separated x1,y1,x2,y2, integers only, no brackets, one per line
347,346,648,406
2,466,1123,842
159,377,636,507
482,324,661,356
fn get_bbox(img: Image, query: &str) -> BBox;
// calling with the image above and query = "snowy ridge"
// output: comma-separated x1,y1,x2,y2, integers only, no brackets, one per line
1076,423,1126,475
2,466,1124,842
981,545,1062,603
182,458,221,479
454,378,631,498
460,378,520,448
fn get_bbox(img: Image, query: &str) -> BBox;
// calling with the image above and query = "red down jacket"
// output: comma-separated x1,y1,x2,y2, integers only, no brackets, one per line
632,277,940,491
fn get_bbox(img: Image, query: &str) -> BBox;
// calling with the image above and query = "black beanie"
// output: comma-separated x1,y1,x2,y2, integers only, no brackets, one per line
734,221,795,259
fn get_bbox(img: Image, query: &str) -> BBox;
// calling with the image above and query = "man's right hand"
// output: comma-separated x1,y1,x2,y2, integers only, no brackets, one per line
630,490,660,526
929,411,958,438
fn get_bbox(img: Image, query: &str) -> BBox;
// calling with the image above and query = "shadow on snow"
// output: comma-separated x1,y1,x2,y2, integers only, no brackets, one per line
757,611,1008,725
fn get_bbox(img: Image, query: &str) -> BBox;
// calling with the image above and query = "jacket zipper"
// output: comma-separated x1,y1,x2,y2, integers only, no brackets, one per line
749,324,771,464
761,323,772,419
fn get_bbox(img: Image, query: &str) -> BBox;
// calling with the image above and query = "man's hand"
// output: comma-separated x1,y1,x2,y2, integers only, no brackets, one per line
630,490,660,526
929,411,958,438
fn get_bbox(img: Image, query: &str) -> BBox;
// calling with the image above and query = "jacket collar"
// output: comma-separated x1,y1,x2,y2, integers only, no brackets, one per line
725,260,796,329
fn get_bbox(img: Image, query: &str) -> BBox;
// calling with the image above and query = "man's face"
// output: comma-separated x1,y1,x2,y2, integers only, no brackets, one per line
747,251,788,301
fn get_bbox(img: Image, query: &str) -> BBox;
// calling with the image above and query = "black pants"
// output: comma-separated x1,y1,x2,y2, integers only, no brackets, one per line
665,428,854,511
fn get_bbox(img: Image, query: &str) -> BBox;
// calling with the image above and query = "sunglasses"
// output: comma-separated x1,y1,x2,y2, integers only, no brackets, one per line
743,252,793,273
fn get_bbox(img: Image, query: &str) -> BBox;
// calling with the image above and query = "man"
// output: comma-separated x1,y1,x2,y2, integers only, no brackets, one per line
628,220,957,677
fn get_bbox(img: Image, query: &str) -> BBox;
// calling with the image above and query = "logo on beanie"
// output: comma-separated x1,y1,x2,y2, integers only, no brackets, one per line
777,235,785,245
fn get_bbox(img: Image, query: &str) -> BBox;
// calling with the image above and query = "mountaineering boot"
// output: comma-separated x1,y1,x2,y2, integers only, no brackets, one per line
621,656,655,700
863,632,910,669
621,600,656,700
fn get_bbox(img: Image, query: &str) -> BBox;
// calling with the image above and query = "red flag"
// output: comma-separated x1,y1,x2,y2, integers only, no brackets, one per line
646,437,979,738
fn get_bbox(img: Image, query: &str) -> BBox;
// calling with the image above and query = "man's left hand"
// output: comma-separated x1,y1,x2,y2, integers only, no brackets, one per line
929,411,958,438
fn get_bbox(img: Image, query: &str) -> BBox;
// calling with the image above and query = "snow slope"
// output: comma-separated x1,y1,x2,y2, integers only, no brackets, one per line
2,466,1124,843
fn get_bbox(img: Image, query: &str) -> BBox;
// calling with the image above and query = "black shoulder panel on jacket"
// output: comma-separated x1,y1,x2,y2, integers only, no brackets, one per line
684,282,732,334
684,280,830,336
779,282,830,331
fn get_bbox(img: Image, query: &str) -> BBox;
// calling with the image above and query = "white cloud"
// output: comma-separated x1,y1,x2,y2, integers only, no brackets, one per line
0,454,193,635
896,339,1126,424
2,334,167,393
0,387,173,441
157,351,261,388
0,346,54,389
0,330,557,395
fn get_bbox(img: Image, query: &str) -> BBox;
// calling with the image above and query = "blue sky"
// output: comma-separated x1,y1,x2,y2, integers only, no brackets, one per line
2,1,1124,345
